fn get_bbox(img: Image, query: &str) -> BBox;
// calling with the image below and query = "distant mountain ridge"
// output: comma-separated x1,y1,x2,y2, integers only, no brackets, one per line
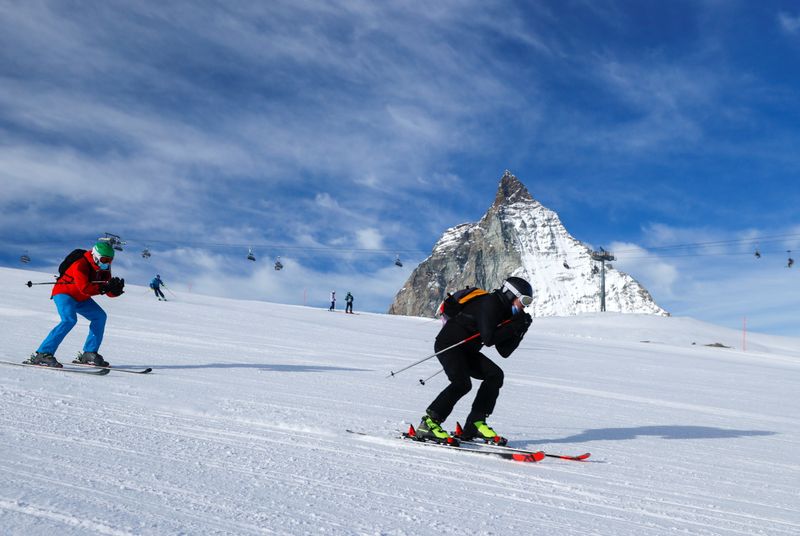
388,171,667,318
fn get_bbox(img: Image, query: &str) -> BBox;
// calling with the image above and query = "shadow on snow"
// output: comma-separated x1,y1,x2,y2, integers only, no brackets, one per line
144,362,372,373
513,425,776,446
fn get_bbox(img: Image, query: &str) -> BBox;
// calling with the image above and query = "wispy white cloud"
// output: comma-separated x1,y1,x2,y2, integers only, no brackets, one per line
778,12,800,34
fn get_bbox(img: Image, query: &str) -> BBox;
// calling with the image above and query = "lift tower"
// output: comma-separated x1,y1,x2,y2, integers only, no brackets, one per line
591,248,616,312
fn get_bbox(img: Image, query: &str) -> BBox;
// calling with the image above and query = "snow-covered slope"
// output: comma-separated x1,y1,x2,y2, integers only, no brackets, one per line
1,267,798,535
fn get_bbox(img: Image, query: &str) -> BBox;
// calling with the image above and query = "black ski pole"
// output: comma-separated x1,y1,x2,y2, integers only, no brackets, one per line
386,318,512,379
386,332,480,378
26,280,106,288
26,280,67,287
419,368,444,385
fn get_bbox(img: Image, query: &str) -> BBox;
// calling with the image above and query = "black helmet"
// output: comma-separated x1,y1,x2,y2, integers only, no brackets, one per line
502,276,533,306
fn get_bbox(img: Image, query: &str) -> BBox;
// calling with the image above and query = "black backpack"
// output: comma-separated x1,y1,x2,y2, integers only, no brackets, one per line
58,249,87,277
437,287,489,319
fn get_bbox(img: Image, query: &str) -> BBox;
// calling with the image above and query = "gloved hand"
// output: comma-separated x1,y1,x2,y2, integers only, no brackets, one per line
511,312,532,336
103,277,125,295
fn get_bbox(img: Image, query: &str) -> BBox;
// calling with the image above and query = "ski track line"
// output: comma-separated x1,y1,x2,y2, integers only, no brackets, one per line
0,498,133,536
341,437,797,535
0,461,278,535
9,403,798,534
0,410,725,535
4,384,798,534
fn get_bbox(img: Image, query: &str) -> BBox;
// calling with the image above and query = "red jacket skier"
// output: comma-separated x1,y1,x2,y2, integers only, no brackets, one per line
27,242,125,368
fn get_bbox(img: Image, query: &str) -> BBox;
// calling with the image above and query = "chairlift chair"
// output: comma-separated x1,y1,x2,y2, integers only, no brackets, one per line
101,232,125,251
788,251,794,268
394,255,403,267
247,248,256,261
274,257,283,271
20,252,31,264
754,249,761,259
141,248,151,259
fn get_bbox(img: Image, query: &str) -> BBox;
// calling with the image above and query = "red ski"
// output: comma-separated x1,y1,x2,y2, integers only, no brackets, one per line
454,422,591,462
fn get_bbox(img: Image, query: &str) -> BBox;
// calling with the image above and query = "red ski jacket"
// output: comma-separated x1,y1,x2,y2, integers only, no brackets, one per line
52,251,121,301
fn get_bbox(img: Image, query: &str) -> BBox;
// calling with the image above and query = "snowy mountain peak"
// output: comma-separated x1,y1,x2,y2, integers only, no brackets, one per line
389,172,667,318
493,170,535,207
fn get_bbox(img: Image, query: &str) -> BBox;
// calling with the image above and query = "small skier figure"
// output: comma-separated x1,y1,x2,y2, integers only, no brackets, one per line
329,290,336,311
345,292,354,314
416,276,533,445
150,274,166,301
27,242,125,368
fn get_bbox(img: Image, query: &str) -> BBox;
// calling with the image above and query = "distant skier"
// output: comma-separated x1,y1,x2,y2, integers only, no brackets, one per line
345,292,354,314
150,274,166,301
415,276,533,445
329,291,336,311
26,242,125,368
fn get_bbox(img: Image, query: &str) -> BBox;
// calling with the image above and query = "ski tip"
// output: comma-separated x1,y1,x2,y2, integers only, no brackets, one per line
407,424,416,438
454,422,463,437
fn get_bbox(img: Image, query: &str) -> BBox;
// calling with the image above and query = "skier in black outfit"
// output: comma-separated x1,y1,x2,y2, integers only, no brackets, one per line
417,276,533,445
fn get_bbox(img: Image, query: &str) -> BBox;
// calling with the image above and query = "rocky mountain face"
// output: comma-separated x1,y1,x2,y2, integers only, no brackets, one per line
388,171,667,318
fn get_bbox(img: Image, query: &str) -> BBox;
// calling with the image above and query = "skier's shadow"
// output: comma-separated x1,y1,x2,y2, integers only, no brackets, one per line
148,363,371,373
513,425,776,446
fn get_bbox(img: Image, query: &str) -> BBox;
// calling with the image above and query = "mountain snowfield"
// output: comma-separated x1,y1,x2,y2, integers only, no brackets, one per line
1,266,798,536
389,173,666,319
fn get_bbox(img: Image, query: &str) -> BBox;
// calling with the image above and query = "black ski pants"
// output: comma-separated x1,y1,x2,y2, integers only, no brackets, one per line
426,341,504,425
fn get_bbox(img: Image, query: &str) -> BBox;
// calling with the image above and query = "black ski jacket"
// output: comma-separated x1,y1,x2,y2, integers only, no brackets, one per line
435,289,530,357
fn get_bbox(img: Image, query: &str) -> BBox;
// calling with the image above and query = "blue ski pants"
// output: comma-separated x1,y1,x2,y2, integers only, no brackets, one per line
37,294,107,355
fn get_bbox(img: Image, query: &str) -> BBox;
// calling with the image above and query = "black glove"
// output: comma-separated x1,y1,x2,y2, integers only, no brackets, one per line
511,312,532,336
104,277,125,295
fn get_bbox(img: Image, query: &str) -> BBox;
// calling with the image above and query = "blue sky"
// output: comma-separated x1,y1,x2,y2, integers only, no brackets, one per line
1,1,800,335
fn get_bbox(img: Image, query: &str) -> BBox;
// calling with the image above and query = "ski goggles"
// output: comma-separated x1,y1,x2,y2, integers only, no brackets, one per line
98,256,113,264
502,282,533,306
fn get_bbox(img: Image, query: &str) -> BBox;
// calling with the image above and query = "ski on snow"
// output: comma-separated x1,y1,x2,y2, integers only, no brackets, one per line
70,361,153,374
346,427,544,463
456,437,590,462
452,422,591,462
0,360,110,375
347,426,590,463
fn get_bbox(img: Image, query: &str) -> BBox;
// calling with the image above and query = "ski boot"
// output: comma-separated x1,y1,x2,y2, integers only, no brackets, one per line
458,420,508,446
74,351,109,367
415,414,459,446
25,352,63,368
